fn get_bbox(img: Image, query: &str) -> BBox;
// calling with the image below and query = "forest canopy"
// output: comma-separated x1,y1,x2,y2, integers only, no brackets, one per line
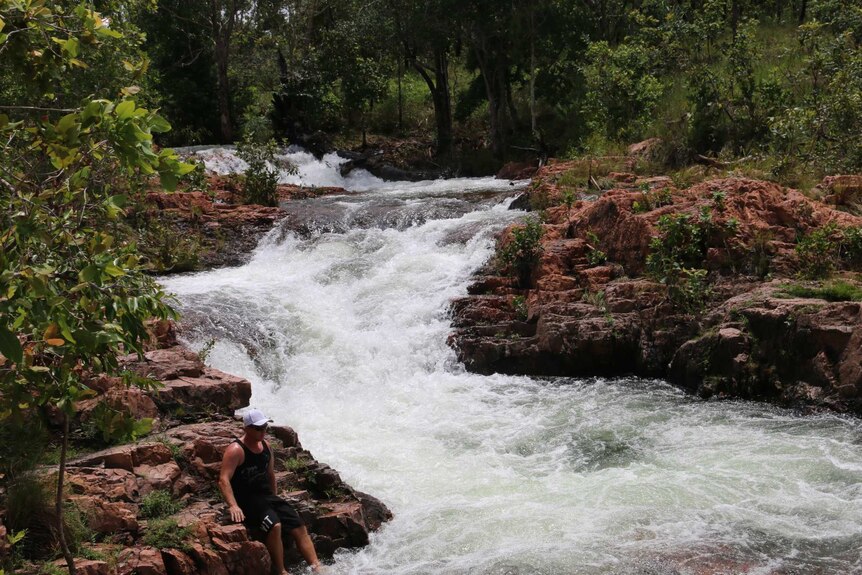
55,0,859,179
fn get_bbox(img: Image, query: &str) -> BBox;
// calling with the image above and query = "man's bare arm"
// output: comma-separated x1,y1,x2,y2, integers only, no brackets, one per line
218,443,246,523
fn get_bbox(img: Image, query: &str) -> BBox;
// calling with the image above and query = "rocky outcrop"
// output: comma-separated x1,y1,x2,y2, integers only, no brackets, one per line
668,284,862,412
450,165,862,415
62,418,391,572
142,179,349,271
7,331,391,574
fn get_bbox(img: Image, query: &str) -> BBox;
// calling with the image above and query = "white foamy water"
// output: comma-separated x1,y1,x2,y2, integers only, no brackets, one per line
163,150,862,575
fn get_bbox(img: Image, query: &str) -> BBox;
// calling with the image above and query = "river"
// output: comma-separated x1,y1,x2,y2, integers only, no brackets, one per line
163,148,862,575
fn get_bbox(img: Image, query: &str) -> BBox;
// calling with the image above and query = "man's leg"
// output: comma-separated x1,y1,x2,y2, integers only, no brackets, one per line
290,525,321,572
265,522,287,575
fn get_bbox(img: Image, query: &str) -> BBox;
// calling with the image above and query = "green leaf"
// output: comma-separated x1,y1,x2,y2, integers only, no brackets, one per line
159,170,178,192
65,37,79,57
0,15,5,34
115,100,135,120
79,265,100,283
149,114,171,133
104,264,125,278
56,113,78,135
0,324,23,365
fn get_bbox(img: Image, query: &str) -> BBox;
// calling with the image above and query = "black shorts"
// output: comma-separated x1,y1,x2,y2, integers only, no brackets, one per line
239,494,303,535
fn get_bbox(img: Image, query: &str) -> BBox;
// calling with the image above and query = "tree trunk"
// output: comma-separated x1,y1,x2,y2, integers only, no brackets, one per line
798,0,807,24
475,44,508,160
432,48,452,157
411,47,452,157
57,414,75,575
397,57,404,132
214,35,234,143
529,2,537,137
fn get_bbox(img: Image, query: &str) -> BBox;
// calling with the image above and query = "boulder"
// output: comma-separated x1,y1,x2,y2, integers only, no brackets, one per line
70,496,139,534
496,161,539,181
161,549,198,575
117,547,167,575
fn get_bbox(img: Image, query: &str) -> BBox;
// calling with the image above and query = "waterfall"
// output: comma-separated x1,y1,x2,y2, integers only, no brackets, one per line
163,149,862,575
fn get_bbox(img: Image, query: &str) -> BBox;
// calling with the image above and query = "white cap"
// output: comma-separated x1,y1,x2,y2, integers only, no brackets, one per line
242,408,272,427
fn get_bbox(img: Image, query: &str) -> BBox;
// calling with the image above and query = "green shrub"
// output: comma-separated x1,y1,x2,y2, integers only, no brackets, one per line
632,187,673,213
5,476,91,560
796,224,840,279
142,519,191,551
235,135,281,207
140,490,183,519
646,211,714,311
83,402,153,446
511,295,528,321
675,268,712,313
585,231,608,267
0,416,49,479
283,457,306,471
498,218,544,288
646,213,708,280
839,226,862,267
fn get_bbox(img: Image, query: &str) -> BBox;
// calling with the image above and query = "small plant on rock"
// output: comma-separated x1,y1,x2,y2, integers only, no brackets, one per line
511,295,528,321
585,231,608,267
142,519,191,551
839,226,862,267
84,402,153,446
632,186,673,213
498,218,545,288
796,224,840,279
236,135,280,207
140,490,183,519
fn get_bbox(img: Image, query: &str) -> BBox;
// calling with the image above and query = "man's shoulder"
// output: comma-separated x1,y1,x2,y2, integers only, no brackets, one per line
222,440,245,461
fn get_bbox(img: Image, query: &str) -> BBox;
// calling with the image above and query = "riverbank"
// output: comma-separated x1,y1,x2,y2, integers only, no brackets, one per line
449,156,862,416
0,165,392,573
2,320,391,575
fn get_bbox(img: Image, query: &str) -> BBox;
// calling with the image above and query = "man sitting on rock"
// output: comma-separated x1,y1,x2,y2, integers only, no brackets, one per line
219,408,322,573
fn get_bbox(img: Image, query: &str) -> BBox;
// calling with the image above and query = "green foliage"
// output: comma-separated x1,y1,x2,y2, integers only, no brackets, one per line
582,40,665,143
646,211,714,311
142,519,191,551
83,402,153,445
839,226,862,266
0,5,190,570
632,187,673,214
140,490,184,519
796,224,840,279
781,280,862,302
582,290,607,312
0,415,49,479
3,475,91,560
198,338,217,363
129,213,201,274
585,231,608,267
235,135,280,207
498,218,544,287
283,457,306,471
511,295,528,322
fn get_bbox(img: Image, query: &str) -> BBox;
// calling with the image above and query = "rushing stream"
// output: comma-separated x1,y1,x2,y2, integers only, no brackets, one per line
163,148,862,575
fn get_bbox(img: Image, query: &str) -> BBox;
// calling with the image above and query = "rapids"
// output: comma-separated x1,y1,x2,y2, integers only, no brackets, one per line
163,148,862,575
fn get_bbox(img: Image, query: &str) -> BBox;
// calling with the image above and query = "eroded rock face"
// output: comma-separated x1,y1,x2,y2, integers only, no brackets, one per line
63,418,392,573
20,333,392,575
118,346,251,418
450,171,862,415
668,284,862,412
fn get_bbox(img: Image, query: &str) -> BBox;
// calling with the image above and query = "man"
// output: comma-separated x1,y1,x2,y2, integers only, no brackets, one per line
219,408,322,574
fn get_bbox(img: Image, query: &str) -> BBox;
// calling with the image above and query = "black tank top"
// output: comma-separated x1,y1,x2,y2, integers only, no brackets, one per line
230,439,273,500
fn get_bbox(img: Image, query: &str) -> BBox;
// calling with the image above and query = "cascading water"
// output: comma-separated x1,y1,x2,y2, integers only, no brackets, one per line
163,149,862,575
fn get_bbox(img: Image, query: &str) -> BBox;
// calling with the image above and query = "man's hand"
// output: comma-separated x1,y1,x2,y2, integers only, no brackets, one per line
228,505,245,523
